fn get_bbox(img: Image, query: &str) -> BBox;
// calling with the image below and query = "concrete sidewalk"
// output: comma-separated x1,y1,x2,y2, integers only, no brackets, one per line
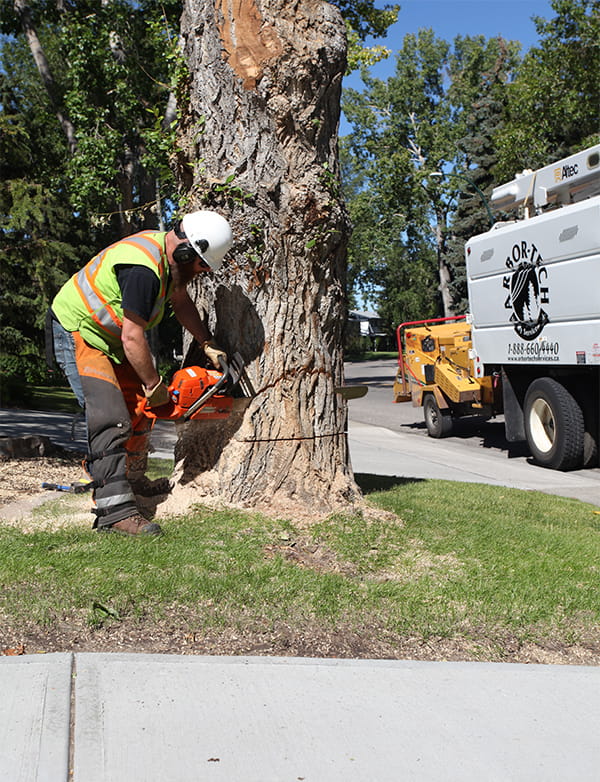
2,653,599,782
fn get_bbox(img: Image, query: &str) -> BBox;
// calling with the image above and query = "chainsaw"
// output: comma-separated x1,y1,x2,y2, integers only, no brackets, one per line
135,352,246,423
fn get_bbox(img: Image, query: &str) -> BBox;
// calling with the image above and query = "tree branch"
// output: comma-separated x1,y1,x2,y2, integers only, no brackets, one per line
14,0,77,154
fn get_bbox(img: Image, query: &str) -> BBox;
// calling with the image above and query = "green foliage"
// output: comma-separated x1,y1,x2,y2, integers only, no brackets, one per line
0,177,92,385
333,0,399,39
1,0,183,230
56,0,182,226
0,0,184,385
342,1,598,322
345,23,393,73
342,31,517,326
443,37,521,311
332,1,399,73
496,0,600,177
1,27,80,382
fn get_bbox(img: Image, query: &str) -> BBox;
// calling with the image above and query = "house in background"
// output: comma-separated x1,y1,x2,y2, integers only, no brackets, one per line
346,310,389,352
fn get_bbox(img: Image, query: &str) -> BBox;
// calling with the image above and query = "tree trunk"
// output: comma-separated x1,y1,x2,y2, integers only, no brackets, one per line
14,0,77,154
162,0,362,520
435,220,454,317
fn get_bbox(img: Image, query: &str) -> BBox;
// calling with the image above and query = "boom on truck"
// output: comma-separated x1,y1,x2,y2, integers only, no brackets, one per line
394,144,600,471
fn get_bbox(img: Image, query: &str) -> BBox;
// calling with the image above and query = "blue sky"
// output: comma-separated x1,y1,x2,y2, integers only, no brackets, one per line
341,0,555,132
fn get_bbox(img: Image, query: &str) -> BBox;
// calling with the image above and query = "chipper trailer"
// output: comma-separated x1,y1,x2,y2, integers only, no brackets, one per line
394,144,600,471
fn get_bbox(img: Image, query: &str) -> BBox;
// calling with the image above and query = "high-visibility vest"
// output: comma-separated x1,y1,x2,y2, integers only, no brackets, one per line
52,231,172,362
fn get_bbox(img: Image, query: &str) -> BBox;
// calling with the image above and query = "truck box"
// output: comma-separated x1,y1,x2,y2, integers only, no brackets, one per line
466,196,600,371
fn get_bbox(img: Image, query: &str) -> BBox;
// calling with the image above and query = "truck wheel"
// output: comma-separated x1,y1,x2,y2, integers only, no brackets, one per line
424,394,452,438
584,431,598,468
524,378,584,470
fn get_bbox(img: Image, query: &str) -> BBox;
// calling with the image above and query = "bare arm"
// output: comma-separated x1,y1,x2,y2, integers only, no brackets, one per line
170,287,211,345
121,311,160,389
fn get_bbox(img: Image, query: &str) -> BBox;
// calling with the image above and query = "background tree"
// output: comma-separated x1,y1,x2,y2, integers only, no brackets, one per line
7,0,183,234
0,26,93,395
0,0,183,396
341,31,516,326
496,0,600,178
443,36,520,311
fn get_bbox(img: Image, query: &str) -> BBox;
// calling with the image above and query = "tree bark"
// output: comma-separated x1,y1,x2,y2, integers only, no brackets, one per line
435,218,454,317
162,0,362,520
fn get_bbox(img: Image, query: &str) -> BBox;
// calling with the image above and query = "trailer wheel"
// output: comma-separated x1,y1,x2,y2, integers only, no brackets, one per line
424,394,452,438
524,378,584,470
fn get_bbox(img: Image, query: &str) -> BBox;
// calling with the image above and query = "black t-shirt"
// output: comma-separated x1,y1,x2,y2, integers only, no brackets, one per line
115,265,163,323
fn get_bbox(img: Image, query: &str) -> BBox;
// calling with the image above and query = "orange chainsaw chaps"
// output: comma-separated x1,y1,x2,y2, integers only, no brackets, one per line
134,365,234,423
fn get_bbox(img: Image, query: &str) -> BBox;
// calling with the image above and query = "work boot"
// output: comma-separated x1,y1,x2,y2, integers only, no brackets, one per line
104,513,162,536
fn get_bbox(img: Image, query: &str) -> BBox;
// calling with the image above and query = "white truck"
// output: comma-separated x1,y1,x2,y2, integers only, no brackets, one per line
395,144,600,470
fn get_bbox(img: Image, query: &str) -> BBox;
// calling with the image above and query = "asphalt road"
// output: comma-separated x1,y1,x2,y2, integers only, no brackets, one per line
343,357,600,506
1,359,599,506
344,356,591,455
345,357,509,441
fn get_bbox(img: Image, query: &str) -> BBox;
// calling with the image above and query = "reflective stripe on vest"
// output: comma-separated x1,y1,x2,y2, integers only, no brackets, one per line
73,234,167,339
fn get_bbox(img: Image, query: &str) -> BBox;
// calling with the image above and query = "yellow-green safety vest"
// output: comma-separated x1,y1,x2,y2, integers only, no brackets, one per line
52,231,172,363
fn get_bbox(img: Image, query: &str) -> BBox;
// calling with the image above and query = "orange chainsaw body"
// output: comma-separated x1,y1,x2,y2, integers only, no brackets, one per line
137,365,234,422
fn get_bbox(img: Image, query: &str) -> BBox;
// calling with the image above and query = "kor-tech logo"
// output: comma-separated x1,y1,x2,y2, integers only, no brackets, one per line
503,240,549,340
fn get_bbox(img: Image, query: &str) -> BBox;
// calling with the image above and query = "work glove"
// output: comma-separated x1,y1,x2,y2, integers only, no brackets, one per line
202,339,227,370
143,377,170,407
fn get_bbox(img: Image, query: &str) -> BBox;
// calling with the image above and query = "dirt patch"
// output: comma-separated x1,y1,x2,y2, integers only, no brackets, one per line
264,537,358,577
2,611,599,665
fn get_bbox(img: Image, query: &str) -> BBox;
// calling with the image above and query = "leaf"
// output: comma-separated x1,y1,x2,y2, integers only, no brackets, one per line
2,644,25,656
92,601,121,620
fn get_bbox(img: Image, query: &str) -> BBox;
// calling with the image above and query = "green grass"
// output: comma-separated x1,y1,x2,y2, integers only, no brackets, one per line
1,475,598,654
318,477,600,639
24,385,81,413
146,457,174,481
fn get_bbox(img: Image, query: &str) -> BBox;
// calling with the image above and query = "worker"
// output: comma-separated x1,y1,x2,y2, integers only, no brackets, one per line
49,210,233,536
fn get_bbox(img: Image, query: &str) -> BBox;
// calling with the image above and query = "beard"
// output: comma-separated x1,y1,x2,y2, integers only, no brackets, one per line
170,258,200,288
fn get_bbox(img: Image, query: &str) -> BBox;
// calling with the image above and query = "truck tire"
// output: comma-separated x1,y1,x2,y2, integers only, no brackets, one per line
424,394,452,438
524,378,584,470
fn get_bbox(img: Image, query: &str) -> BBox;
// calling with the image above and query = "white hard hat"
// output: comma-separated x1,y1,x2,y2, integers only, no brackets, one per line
181,210,233,271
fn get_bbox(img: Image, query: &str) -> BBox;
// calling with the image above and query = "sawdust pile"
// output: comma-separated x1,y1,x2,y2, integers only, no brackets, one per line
0,454,87,508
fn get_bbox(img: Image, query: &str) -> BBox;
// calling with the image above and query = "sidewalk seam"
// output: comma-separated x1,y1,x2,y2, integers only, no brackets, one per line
68,653,76,780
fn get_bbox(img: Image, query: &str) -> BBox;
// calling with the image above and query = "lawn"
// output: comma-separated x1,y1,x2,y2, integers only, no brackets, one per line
1,470,598,663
